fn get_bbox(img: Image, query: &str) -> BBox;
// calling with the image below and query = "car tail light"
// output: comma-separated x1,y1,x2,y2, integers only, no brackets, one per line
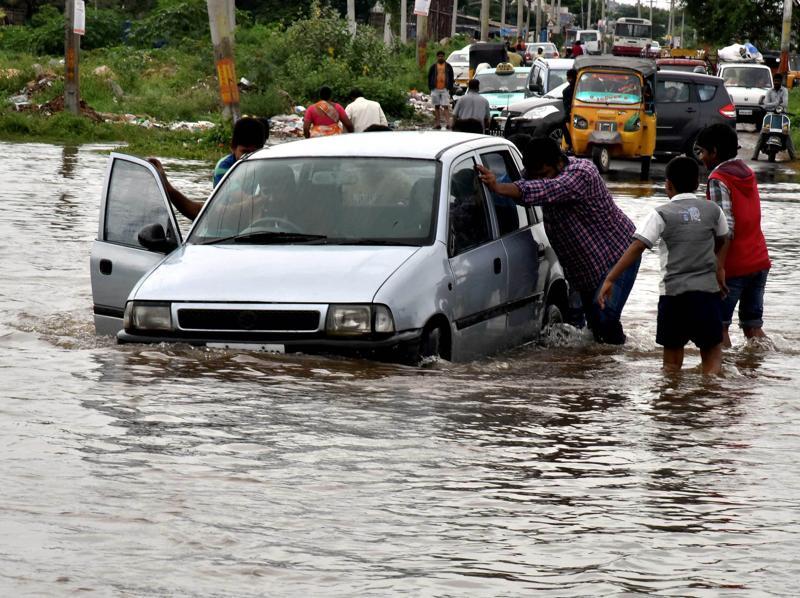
718,103,736,119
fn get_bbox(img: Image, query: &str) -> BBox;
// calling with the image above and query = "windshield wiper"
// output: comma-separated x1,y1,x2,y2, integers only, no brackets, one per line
334,238,421,246
199,231,328,245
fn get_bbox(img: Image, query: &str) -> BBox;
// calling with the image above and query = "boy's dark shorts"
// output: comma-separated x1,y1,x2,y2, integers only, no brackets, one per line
656,291,723,350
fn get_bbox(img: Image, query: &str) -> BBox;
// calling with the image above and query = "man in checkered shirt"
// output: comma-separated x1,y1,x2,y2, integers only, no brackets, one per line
477,136,638,344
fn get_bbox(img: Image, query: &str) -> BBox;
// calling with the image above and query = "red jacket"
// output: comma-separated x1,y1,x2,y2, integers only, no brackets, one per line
707,159,771,278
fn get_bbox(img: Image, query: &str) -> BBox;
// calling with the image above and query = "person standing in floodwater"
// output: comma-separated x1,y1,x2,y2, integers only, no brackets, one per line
696,123,772,348
599,156,729,375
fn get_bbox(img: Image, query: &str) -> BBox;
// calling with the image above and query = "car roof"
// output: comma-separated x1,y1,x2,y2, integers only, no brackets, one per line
658,71,725,84
574,55,657,77
534,58,574,69
657,58,705,65
250,132,513,161
476,65,531,75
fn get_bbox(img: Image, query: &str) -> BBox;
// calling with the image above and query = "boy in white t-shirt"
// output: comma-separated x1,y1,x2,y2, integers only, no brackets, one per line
598,157,730,375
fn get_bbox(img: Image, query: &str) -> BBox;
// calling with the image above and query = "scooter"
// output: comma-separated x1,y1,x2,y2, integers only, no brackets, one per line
752,106,796,162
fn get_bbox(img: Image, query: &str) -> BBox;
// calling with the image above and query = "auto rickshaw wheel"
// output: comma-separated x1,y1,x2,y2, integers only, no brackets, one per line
591,145,610,173
640,156,651,180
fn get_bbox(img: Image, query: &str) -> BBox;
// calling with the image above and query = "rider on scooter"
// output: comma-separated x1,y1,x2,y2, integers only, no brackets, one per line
752,74,794,159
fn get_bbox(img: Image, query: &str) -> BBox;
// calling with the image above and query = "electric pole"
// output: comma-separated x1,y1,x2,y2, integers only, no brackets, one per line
417,12,428,69
480,0,489,41
779,0,793,74
401,0,407,43
64,0,80,115
451,0,458,37
207,0,240,124
517,0,524,39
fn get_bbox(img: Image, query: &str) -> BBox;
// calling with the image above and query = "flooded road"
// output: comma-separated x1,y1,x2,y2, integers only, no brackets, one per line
1,139,799,596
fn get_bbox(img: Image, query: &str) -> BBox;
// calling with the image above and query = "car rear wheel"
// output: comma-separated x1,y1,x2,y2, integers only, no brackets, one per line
543,303,564,328
592,145,610,173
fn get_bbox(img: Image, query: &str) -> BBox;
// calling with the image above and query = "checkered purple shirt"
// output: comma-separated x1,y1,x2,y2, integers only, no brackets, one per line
514,157,635,292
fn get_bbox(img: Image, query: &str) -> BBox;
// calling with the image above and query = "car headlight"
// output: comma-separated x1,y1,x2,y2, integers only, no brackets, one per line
522,105,559,120
326,304,395,336
123,301,174,331
573,115,589,129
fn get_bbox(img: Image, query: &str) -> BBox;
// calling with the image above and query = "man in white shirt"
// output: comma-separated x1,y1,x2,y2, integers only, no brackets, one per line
345,88,389,132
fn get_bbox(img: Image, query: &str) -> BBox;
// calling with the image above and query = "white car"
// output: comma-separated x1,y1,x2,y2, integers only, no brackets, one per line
717,62,773,128
90,133,568,363
447,48,470,87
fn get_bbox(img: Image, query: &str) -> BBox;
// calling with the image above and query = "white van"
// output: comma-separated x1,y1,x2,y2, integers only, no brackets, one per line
716,62,773,129
566,29,601,55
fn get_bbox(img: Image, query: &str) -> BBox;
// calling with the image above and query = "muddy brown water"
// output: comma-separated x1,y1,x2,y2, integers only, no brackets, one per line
1,140,799,596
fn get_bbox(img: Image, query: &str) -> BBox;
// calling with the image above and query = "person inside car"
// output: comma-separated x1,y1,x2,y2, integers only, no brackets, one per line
148,116,267,221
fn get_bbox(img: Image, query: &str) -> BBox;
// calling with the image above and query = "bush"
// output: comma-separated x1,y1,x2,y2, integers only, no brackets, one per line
129,0,210,48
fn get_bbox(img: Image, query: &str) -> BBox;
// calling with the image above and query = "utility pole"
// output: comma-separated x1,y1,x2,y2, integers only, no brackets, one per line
535,0,541,42
637,0,641,19
401,0,407,43
668,0,674,44
480,0,489,41
649,0,652,24
64,0,81,115
601,0,606,52
779,0,793,74
207,0,240,124
679,9,684,48
587,0,591,30
451,0,458,37
347,0,356,35
517,0,524,39
417,12,428,69
501,0,506,30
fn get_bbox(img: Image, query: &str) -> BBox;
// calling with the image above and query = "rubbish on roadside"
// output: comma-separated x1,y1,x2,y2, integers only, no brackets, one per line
169,120,216,132
270,114,304,137
0,68,22,79
294,105,305,114
93,65,115,78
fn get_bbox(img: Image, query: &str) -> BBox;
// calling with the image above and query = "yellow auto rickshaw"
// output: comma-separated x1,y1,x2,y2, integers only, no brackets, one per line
568,56,657,179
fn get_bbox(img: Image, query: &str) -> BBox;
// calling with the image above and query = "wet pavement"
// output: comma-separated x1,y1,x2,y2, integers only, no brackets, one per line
0,136,799,596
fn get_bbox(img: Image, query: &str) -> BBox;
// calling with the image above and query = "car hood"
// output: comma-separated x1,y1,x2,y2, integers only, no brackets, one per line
132,244,421,303
506,96,563,114
482,91,527,110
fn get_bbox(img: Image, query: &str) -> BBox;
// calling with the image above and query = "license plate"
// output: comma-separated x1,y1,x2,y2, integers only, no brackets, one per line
207,342,285,353
597,121,616,131
739,109,753,115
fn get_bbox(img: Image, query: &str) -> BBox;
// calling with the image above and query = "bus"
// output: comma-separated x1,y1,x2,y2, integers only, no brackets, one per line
612,18,652,57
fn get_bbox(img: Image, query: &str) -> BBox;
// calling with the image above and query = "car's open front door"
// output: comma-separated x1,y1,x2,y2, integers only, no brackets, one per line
90,153,183,336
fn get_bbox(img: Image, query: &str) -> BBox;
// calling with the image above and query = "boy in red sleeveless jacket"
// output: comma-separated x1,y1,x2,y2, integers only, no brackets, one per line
696,124,771,347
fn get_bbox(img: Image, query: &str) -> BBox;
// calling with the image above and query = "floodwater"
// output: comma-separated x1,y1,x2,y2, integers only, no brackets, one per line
1,139,799,596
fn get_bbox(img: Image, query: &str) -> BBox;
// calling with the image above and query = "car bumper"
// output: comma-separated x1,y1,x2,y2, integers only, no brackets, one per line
735,106,765,123
117,329,424,357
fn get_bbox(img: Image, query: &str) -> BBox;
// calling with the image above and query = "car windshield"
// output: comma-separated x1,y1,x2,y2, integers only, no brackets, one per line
721,67,771,88
548,69,568,89
476,71,530,92
448,51,467,63
544,82,568,98
189,158,438,246
575,72,642,104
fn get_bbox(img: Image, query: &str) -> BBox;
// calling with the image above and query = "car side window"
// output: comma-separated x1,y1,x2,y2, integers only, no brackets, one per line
656,80,690,103
448,158,493,256
104,159,174,248
697,83,717,102
479,151,529,235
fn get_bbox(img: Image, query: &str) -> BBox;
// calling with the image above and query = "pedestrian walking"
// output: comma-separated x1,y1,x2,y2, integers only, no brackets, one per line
451,79,490,134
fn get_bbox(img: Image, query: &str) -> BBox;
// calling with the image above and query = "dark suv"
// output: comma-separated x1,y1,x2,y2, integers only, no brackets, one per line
503,71,736,157
655,71,736,156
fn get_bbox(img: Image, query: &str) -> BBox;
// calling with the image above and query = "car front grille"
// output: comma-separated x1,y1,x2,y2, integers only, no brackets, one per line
177,308,321,332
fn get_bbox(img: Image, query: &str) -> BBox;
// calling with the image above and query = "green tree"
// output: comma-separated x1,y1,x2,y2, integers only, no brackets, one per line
682,0,786,49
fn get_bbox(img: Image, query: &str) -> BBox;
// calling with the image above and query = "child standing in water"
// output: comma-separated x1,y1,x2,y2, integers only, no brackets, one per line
598,156,730,375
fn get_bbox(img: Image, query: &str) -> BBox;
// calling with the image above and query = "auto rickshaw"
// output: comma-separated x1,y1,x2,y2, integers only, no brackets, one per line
568,56,657,179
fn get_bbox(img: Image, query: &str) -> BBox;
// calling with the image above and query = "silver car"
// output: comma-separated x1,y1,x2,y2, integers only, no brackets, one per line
90,132,567,363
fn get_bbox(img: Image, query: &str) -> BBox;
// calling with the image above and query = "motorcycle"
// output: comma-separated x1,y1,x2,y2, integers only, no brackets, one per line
752,105,796,162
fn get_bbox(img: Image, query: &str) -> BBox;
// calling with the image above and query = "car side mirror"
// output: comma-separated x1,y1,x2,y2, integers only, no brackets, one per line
529,83,542,94
138,223,178,253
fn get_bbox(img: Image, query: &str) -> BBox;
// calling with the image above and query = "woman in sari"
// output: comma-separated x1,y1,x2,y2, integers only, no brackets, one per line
303,86,355,138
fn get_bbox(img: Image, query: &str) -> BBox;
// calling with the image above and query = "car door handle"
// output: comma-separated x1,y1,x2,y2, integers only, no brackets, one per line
99,259,113,275
494,257,502,274
686,107,697,113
